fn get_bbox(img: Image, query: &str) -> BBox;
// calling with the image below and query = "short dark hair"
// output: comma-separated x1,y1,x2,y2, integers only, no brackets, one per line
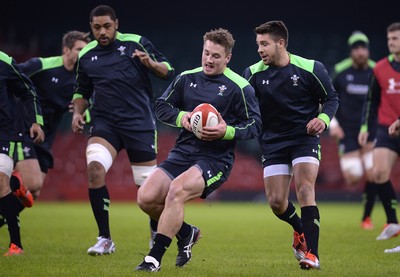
387,22,400,33
254,20,289,48
62,30,91,50
89,5,117,22
203,28,235,55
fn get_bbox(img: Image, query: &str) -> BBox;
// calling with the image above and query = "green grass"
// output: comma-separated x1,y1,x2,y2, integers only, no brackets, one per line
0,201,399,276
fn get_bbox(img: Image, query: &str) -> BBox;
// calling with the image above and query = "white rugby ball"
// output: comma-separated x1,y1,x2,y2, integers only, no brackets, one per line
190,103,219,139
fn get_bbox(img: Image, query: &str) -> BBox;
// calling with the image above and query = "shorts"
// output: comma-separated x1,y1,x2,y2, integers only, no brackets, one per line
0,139,37,162
89,118,157,163
375,124,400,154
262,143,320,166
158,153,232,199
16,135,53,173
338,131,375,154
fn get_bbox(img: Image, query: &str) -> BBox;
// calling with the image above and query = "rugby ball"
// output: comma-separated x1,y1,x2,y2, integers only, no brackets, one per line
190,103,219,139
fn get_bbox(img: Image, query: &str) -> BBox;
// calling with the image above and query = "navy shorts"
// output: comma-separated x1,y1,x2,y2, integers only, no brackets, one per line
338,129,375,154
375,124,400,154
262,143,321,167
13,135,52,173
89,118,157,163
0,139,38,162
158,153,232,199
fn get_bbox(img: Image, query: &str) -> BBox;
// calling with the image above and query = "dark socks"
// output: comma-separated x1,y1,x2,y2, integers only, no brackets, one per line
150,218,158,232
362,182,377,220
9,174,26,214
149,233,172,263
9,174,20,191
377,180,398,224
176,221,191,240
0,193,22,248
89,185,111,238
301,206,320,258
276,201,303,234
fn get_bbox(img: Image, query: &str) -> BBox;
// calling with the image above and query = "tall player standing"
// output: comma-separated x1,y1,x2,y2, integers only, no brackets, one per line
71,5,174,255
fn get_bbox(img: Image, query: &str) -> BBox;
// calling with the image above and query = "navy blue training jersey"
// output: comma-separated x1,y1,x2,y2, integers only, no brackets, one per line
243,53,339,152
0,51,43,141
74,32,174,131
18,56,75,143
156,67,262,166
332,58,375,137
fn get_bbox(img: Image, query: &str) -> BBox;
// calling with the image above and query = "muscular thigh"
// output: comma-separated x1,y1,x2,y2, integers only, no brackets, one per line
15,159,43,191
139,168,171,204
292,162,319,187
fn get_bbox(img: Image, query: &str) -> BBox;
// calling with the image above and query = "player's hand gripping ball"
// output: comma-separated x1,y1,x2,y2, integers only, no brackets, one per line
190,103,219,139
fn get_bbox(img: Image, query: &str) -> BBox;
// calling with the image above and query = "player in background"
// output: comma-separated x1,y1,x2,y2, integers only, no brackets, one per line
0,32,91,225
329,31,377,230
0,50,44,256
359,22,400,241
16,31,90,195
385,112,400,253
243,21,339,270
71,5,174,256
134,28,261,272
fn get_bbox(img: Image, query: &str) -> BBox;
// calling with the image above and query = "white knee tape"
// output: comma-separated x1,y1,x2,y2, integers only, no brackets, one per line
340,157,363,177
86,143,113,173
0,154,13,177
132,165,156,186
362,151,373,170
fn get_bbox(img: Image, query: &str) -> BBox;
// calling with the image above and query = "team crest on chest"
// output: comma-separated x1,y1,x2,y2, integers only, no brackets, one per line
291,75,300,86
218,85,227,96
346,74,354,81
117,46,126,56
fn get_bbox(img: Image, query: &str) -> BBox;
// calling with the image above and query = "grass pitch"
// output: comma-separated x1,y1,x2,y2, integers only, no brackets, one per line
0,201,399,276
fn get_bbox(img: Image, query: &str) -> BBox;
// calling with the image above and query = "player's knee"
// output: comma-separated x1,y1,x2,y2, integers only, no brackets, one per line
0,154,13,178
86,143,112,185
86,143,112,173
137,189,159,214
132,165,156,187
25,176,44,196
267,195,287,212
340,157,363,184
296,183,315,200
87,161,106,185
373,168,390,183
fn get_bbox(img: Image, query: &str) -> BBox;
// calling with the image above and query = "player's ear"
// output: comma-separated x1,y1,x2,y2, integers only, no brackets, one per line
115,19,119,30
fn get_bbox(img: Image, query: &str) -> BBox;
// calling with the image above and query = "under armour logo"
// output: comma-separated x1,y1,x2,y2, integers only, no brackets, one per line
312,149,318,153
190,82,197,88
389,78,396,90
2,146,8,151
262,80,269,85
91,56,98,61
52,77,58,83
